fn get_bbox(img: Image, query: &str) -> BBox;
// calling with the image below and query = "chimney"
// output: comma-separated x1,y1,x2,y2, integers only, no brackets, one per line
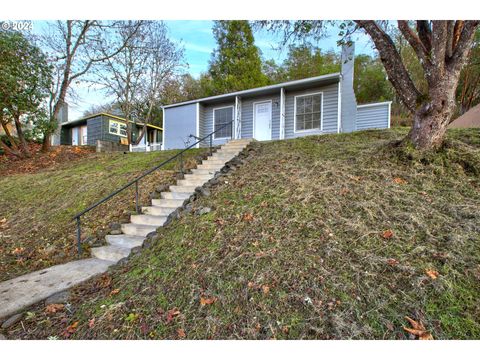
51,102,69,146
340,40,357,133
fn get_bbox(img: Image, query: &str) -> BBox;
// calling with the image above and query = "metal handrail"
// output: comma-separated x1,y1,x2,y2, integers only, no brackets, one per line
73,120,233,255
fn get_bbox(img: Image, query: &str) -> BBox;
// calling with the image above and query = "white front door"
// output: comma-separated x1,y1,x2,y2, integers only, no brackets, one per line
254,101,272,141
72,127,79,146
80,126,87,145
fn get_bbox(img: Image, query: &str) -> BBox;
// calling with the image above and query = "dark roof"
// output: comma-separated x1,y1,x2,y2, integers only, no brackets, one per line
60,112,163,130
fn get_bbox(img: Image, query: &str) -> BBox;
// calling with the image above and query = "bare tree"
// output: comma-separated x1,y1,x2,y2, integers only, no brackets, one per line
94,21,185,145
40,20,143,151
259,20,480,150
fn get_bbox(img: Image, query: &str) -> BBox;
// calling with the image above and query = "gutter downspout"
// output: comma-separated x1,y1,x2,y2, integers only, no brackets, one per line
337,78,342,133
161,106,165,150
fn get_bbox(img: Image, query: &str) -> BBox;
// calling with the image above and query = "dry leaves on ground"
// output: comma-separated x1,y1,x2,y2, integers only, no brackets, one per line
425,269,439,279
403,316,434,340
200,296,218,306
45,304,65,314
381,229,394,239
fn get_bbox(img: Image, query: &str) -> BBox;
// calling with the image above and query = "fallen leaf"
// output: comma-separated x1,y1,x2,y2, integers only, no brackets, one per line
62,321,79,337
339,188,350,195
260,201,268,208
0,218,6,224
393,177,407,185
88,318,95,329
425,269,439,280
166,308,181,324
110,288,120,296
262,285,270,294
247,281,255,288
387,258,399,266
200,296,218,306
381,229,394,239
242,213,254,222
45,303,65,314
177,328,186,338
11,247,25,255
403,316,433,340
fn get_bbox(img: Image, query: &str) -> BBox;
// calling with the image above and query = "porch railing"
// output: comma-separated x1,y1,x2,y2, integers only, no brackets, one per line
72,121,233,255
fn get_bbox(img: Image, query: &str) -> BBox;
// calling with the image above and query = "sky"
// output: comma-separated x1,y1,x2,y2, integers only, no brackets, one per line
32,20,375,120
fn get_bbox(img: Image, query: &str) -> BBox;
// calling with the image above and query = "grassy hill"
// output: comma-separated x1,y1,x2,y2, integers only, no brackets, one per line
5,128,480,339
0,147,206,281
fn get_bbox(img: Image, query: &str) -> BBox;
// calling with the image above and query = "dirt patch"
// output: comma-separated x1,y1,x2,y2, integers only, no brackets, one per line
0,143,95,176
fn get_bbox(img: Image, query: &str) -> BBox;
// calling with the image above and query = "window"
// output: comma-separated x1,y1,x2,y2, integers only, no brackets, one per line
109,120,128,137
213,107,233,139
295,93,322,132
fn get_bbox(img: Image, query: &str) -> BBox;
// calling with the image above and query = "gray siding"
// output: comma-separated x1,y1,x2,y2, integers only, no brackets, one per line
201,101,235,146
284,82,339,139
86,116,104,146
356,103,391,130
164,103,197,150
240,94,281,140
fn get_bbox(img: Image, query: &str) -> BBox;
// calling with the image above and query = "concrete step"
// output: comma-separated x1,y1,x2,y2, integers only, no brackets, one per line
130,214,167,226
91,245,131,263
197,163,223,170
176,178,210,187
121,223,157,237
191,168,219,175
142,205,177,216
170,185,198,193
106,234,145,248
202,159,227,165
151,198,186,207
0,258,113,320
161,191,193,200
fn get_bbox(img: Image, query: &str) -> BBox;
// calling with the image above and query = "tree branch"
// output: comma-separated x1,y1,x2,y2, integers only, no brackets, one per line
355,20,421,113
416,21,432,53
398,21,432,70
449,21,480,72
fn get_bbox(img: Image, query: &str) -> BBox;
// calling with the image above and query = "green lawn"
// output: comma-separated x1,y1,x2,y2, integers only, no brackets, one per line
5,128,480,339
0,148,206,281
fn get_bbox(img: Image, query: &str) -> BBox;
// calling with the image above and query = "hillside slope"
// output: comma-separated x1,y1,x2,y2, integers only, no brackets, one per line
0,147,205,281
6,128,480,339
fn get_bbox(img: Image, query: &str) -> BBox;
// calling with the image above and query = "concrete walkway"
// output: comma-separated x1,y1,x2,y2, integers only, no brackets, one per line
0,139,252,321
0,258,112,319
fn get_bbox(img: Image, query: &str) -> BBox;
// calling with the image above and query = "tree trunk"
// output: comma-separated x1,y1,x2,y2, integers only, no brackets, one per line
13,114,31,158
409,79,458,150
42,134,51,152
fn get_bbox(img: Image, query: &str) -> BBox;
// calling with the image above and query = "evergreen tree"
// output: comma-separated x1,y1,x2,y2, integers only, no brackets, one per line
208,21,268,95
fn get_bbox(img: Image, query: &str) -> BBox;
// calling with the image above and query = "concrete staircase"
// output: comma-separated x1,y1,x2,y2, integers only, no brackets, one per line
90,138,252,263
0,138,252,322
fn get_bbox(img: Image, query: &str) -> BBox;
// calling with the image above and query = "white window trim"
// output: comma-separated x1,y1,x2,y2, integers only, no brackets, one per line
108,119,128,138
213,105,234,140
252,100,273,140
293,91,324,134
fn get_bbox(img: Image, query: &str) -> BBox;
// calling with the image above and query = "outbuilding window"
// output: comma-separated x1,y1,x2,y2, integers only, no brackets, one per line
213,106,233,139
294,93,322,132
109,120,128,137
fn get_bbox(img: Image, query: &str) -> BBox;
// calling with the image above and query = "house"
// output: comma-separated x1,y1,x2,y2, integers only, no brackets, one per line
55,112,163,151
161,43,392,150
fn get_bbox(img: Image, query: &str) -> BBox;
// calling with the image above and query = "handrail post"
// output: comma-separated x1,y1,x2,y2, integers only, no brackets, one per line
76,217,82,256
135,180,139,214
209,134,213,156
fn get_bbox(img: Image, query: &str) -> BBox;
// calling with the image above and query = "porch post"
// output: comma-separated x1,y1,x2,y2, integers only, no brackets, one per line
235,96,242,139
280,87,286,139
